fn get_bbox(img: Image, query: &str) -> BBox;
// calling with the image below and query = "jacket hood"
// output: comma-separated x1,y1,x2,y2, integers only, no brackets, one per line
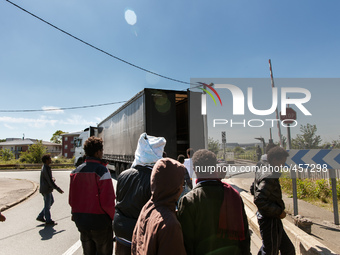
150,158,185,207
132,133,166,167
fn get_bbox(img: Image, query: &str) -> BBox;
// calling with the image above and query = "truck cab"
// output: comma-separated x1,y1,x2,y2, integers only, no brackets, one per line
73,126,98,166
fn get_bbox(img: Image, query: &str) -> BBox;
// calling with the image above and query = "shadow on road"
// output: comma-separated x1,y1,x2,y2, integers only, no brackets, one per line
39,225,65,240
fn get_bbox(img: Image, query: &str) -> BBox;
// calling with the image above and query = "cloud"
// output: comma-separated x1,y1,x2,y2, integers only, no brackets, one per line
42,106,64,114
0,115,96,129
3,123,16,130
0,116,58,128
60,115,97,126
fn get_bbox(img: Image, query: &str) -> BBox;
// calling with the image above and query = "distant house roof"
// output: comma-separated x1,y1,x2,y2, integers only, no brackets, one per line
0,139,61,147
61,131,82,136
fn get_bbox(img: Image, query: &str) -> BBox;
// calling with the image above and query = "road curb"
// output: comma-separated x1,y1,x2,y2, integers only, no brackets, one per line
0,180,38,212
228,179,338,255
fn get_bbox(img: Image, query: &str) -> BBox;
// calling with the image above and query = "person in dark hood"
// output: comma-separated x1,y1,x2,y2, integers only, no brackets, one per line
131,158,187,255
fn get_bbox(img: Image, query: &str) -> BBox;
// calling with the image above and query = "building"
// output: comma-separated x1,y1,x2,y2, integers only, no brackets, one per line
0,138,62,159
61,131,81,158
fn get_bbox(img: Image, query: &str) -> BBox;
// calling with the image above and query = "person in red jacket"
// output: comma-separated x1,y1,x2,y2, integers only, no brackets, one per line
69,136,116,255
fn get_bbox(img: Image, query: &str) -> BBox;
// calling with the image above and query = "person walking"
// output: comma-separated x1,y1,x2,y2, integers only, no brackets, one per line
113,133,166,255
36,154,64,226
256,145,262,162
69,136,116,255
253,146,295,255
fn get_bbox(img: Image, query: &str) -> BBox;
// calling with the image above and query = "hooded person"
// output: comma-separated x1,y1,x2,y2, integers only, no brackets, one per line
131,158,187,255
113,133,166,255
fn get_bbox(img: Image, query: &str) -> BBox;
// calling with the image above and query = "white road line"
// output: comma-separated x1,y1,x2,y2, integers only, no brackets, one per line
62,240,81,255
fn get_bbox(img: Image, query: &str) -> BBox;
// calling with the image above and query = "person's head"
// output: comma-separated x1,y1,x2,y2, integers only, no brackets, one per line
132,133,166,167
192,149,223,179
84,136,103,159
177,154,185,164
150,158,186,204
42,154,51,164
265,143,277,154
267,146,289,167
186,148,194,158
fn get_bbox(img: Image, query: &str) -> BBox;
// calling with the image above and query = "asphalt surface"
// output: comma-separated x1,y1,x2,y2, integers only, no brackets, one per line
6,164,339,254
0,169,261,255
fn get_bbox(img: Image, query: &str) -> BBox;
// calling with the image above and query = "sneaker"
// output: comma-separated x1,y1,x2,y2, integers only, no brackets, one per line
45,220,57,226
36,216,46,223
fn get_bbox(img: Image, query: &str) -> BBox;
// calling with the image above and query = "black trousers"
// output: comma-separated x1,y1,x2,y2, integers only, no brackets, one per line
257,216,295,255
79,226,113,255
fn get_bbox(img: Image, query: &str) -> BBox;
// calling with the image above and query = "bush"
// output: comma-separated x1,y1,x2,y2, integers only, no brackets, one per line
0,148,14,161
315,179,330,202
280,176,335,204
20,141,47,163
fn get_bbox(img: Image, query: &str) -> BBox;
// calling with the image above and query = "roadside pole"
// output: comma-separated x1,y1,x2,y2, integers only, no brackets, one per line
222,131,226,160
269,59,283,147
287,126,298,216
330,168,339,225
281,107,298,216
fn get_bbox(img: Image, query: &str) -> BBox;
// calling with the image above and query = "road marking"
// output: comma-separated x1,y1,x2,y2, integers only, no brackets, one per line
62,240,81,255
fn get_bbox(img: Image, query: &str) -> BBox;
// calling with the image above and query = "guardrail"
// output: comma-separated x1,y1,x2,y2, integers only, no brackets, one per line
0,163,74,169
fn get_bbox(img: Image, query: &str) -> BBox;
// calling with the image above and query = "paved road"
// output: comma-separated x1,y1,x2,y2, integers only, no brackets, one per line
0,169,260,255
0,170,117,255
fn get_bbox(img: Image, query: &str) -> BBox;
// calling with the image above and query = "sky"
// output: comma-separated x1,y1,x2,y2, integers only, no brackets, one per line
0,0,339,145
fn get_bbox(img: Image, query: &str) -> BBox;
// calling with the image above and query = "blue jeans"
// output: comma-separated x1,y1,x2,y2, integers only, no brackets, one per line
257,214,295,255
38,193,54,222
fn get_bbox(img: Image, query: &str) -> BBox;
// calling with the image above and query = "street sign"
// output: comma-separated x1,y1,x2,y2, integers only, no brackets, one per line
286,149,340,225
286,149,340,170
280,107,296,124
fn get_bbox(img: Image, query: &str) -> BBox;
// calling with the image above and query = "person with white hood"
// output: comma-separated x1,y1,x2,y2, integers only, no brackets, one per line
113,133,166,255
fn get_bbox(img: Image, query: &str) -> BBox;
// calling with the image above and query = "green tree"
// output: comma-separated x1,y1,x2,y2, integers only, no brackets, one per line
233,146,245,154
0,148,14,161
50,130,66,144
20,141,47,163
208,137,220,155
292,123,322,149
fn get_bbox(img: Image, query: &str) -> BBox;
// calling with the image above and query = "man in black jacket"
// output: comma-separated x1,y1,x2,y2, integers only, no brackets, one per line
178,149,251,255
113,133,166,255
254,146,295,255
36,154,64,225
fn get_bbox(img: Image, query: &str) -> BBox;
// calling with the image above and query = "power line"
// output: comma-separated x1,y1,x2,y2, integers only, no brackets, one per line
0,101,127,113
4,0,199,87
